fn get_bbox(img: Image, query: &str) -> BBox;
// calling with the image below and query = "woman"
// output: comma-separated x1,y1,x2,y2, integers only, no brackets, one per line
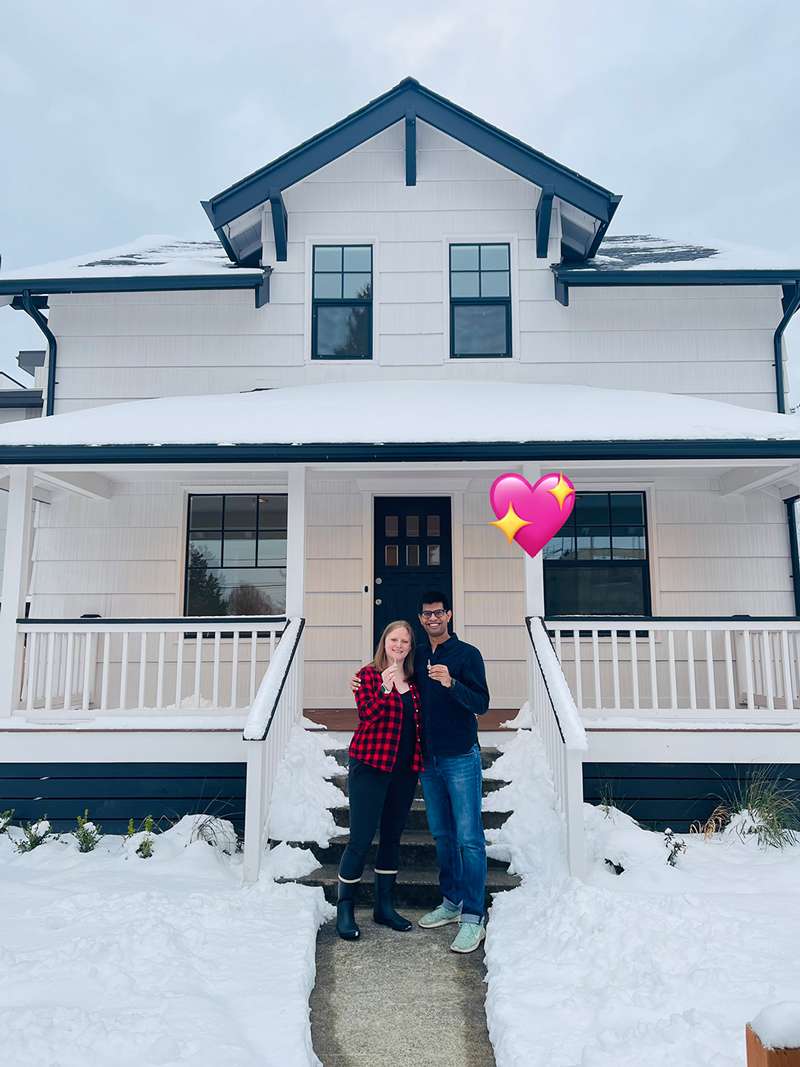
336,620,423,942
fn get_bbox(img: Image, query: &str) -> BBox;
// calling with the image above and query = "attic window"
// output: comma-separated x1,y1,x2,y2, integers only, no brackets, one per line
311,245,373,359
449,243,511,358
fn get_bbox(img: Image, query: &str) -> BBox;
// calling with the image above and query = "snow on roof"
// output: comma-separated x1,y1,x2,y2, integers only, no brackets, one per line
0,235,263,280
585,234,800,273
0,381,798,448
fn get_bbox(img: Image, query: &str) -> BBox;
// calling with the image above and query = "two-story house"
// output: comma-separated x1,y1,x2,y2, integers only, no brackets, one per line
2,78,800,879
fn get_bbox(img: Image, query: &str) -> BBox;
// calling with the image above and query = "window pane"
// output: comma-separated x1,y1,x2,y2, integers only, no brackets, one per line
452,304,509,356
406,515,419,537
544,564,646,616
385,515,399,537
223,530,257,567
189,495,222,530
224,495,257,530
343,246,371,272
259,496,287,530
480,271,510,298
575,494,609,526
611,527,646,559
543,533,575,560
407,544,420,567
314,246,342,271
217,568,287,616
342,272,372,299
481,244,509,270
427,544,441,566
576,528,611,560
189,533,221,568
186,565,229,615
385,545,399,567
315,305,371,358
257,532,288,564
314,273,342,299
427,515,440,537
451,272,480,298
610,493,645,525
451,245,479,271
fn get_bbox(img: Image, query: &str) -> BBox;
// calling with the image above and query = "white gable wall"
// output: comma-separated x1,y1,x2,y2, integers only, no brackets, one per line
43,120,783,415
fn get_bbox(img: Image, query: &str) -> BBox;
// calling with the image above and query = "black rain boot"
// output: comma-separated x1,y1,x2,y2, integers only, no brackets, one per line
336,879,361,941
373,872,412,932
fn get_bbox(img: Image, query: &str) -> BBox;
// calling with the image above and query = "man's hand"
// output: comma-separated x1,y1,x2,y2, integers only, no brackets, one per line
428,663,452,689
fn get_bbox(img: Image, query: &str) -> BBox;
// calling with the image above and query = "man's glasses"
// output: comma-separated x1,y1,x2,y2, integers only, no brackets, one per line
420,609,447,619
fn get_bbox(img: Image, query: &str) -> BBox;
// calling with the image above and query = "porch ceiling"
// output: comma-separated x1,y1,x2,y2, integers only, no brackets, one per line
1,381,800,465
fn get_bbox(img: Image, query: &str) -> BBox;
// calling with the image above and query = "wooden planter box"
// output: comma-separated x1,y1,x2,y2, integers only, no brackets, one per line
747,1025,800,1066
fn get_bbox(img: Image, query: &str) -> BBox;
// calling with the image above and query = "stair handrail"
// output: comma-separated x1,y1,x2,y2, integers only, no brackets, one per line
242,616,305,883
525,615,587,878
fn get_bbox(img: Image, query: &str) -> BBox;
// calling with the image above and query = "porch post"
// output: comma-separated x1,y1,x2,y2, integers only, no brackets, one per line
522,463,545,618
285,465,306,718
0,466,34,716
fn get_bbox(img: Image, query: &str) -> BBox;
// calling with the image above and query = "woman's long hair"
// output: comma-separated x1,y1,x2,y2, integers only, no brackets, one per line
372,620,415,678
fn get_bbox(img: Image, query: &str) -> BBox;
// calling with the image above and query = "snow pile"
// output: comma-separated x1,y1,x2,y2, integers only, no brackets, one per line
267,723,347,846
483,728,800,1067
0,813,332,1067
750,1003,800,1050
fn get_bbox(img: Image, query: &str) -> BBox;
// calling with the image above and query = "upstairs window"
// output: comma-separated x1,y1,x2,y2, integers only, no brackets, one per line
312,244,373,359
543,492,650,616
449,243,511,358
185,494,287,616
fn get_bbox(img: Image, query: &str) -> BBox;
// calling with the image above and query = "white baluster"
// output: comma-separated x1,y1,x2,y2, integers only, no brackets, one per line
592,629,601,710
705,629,716,712
667,630,677,711
138,632,148,710
762,630,774,711
781,629,794,711
573,631,583,711
743,631,754,712
119,631,129,712
723,629,735,710
156,632,165,710
687,630,697,712
648,630,658,711
629,630,639,712
62,632,75,711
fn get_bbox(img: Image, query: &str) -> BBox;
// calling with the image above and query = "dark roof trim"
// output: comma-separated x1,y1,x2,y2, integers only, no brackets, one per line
0,271,270,308
204,77,620,253
775,283,800,414
2,439,800,465
552,265,800,306
0,389,43,410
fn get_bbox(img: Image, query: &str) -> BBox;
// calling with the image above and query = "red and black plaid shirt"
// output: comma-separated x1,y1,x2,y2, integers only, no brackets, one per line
349,665,423,773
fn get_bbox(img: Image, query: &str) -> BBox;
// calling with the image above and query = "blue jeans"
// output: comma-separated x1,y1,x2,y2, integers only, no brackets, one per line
421,744,486,924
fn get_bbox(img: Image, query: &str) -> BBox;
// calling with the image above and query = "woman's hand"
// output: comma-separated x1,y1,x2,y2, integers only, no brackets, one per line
381,663,400,691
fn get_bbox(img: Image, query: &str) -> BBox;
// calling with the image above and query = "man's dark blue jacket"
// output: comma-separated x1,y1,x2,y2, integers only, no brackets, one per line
413,632,490,758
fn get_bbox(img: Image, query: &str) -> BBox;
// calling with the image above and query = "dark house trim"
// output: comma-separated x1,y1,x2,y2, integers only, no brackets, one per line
0,271,269,305
0,389,43,410
4,438,800,465
785,495,800,617
204,77,620,264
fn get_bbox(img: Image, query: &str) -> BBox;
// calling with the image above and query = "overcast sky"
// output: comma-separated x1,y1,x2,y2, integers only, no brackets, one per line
2,2,799,391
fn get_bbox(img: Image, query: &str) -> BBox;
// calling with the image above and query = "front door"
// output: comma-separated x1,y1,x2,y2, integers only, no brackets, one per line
373,497,453,648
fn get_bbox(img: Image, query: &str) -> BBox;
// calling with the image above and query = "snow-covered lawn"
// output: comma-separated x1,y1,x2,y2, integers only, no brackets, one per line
0,739,337,1067
484,732,800,1067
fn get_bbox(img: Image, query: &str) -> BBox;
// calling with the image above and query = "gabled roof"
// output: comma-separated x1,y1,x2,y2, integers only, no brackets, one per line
203,78,621,266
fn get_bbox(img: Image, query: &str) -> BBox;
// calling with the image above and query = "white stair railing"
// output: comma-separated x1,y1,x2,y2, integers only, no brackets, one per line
525,616,588,878
242,617,305,883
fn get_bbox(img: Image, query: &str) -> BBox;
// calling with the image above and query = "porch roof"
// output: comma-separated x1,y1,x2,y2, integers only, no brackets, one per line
1,381,800,464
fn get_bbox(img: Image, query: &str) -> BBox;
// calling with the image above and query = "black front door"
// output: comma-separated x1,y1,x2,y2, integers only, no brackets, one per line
373,497,453,648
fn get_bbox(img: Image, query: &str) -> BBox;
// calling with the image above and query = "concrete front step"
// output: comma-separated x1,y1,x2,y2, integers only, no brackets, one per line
311,830,509,870
294,863,521,907
331,801,511,832
331,771,506,799
327,747,503,771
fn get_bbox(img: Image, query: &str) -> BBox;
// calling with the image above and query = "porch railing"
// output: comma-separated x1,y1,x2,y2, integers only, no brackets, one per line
546,617,800,718
525,616,588,877
16,616,287,715
242,617,305,883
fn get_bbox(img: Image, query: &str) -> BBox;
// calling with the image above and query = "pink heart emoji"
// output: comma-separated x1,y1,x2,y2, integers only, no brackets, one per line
489,472,575,558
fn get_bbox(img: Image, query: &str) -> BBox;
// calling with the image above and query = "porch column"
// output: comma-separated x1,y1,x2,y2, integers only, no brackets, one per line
522,463,545,618
0,466,34,716
285,465,306,718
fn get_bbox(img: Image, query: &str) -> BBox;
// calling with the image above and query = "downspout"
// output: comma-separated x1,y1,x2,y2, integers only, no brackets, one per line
774,282,800,414
786,495,800,617
19,291,57,416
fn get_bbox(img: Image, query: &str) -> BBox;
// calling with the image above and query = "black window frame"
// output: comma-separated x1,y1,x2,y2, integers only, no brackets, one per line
311,244,373,361
543,491,652,618
449,242,512,359
184,492,288,618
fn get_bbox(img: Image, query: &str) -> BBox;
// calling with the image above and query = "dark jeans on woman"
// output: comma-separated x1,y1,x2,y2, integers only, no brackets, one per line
338,758,418,880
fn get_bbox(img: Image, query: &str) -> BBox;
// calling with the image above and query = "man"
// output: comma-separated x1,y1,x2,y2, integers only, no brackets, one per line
413,591,490,953
358,592,490,951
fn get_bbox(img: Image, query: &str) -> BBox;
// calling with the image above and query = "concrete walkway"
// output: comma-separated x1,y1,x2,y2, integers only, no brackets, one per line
310,907,496,1067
